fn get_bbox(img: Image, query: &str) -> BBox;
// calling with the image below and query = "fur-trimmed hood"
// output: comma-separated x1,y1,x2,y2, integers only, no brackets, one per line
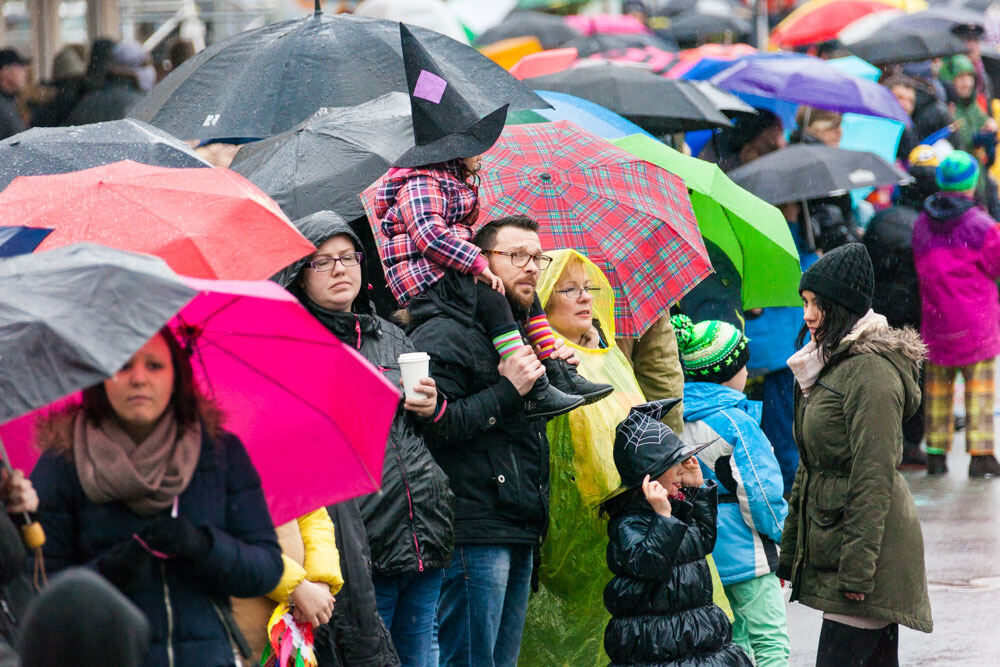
837,322,927,422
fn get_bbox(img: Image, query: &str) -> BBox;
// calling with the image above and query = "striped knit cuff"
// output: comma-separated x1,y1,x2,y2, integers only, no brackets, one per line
526,314,556,360
492,330,524,360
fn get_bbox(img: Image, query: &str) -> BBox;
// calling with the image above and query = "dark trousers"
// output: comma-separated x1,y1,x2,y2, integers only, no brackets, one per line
816,620,898,667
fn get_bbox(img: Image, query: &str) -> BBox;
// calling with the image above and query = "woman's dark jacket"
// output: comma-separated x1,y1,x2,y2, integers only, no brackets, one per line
299,296,455,578
30,416,283,667
603,483,752,666
863,205,922,330
0,502,33,651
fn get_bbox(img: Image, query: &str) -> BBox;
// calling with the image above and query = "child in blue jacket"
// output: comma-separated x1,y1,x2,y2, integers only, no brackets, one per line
672,315,790,666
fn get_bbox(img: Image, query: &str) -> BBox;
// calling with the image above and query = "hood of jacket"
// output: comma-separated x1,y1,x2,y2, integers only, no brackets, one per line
279,211,374,316
372,165,463,220
682,382,755,423
833,323,926,421
536,249,617,340
923,192,978,224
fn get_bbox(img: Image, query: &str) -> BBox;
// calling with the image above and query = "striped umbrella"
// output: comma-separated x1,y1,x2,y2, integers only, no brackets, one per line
476,120,710,337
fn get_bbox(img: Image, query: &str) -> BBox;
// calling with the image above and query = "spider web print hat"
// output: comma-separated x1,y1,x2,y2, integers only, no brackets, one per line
610,399,712,493
671,314,749,384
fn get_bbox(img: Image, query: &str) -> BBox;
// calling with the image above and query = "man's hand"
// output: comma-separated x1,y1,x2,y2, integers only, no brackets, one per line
402,377,437,418
545,337,580,366
642,474,672,518
498,346,544,396
1,468,38,514
291,580,335,627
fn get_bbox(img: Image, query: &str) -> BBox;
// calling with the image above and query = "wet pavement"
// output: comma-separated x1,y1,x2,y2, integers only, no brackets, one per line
785,446,1000,665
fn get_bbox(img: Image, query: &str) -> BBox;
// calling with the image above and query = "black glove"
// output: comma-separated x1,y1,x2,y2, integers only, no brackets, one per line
97,538,154,592
140,514,211,561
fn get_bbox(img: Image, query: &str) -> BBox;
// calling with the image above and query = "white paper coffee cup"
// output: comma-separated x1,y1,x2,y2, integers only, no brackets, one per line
398,352,430,400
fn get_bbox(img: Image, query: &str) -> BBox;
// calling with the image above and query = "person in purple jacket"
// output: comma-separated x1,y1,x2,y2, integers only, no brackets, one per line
913,150,1000,478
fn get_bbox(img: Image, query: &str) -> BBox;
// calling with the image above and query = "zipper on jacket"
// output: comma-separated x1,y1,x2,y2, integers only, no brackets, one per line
161,562,176,667
0,596,15,627
391,440,424,571
211,600,243,666
355,317,362,350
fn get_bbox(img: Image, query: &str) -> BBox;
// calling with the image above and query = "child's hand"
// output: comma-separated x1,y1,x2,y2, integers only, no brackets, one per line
290,580,335,627
678,457,703,488
642,474,672,518
477,266,505,295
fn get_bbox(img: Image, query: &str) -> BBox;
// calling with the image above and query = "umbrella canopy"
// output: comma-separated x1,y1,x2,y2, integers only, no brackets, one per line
565,32,677,57
841,5,984,42
0,160,314,280
509,47,579,79
612,134,800,309
563,13,652,35
353,0,470,43
727,144,910,205
841,23,969,64
131,12,544,142
506,90,657,139
473,10,583,49
658,12,753,45
230,93,413,221
0,119,209,191
474,120,710,336
688,81,757,117
771,0,925,47
584,45,680,75
0,226,52,257
0,244,196,424
707,53,911,124
524,64,732,133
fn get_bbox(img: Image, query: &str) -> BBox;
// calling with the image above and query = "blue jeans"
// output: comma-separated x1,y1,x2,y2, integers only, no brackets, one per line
437,544,534,667
373,569,444,667
761,367,798,495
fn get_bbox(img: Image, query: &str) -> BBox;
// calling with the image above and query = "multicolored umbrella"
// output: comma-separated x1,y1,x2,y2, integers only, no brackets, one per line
506,90,656,139
770,0,926,48
612,134,801,309
1,274,400,526
474,120,710,337
0,160,314,280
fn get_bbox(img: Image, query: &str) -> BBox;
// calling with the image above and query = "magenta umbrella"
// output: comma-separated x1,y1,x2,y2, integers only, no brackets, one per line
1,278,399,526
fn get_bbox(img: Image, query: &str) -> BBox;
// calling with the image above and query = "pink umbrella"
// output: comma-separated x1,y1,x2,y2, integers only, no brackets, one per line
1,278,399,526
564,13,651,35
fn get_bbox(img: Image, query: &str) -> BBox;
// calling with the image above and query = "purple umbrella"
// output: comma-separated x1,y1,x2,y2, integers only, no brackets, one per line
708,53,910,125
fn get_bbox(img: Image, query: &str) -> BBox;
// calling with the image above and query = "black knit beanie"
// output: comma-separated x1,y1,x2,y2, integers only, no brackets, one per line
799,242,874,315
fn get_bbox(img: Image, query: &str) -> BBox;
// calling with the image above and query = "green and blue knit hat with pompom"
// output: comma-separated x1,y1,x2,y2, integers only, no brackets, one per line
671,314,749,383
936,150,980,192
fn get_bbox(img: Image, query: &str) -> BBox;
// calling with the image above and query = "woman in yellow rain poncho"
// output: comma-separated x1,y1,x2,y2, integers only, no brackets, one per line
520,249,732,666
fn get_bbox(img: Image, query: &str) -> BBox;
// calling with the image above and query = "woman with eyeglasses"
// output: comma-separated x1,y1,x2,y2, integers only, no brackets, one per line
519,249,648,665
276,211,455,667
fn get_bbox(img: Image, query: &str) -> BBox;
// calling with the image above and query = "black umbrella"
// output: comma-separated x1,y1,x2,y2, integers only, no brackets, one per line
523,64,732,133
0,243,196,423
130,10,545,142
473,10,583,49
656,12,752,46
230,92,413,220
727,144,910,205
842,25,969,65
0,119,208,192
563,32,677,57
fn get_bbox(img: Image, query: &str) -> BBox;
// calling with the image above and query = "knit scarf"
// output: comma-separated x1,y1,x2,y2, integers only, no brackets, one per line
72,411,202,516
786,309,888,396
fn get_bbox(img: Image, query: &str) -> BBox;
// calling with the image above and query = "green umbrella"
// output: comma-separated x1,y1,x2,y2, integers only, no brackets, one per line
612,134,801,309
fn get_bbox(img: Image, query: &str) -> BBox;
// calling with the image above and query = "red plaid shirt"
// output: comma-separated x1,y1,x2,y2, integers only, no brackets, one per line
374,166,485,306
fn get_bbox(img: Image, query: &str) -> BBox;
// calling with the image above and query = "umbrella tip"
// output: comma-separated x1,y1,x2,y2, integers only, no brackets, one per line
314,0,321,13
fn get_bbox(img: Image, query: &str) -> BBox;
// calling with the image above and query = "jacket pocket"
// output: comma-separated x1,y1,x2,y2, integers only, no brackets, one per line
485,446,523,511
805,504,845,571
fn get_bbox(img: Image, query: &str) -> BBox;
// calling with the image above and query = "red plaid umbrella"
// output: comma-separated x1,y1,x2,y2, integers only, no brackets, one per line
477,120,710,337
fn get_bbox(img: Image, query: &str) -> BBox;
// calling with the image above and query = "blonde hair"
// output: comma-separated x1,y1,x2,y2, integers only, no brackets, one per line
543,253,589,315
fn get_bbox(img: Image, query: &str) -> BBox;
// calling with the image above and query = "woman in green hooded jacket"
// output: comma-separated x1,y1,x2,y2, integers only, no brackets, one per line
777,244,932,666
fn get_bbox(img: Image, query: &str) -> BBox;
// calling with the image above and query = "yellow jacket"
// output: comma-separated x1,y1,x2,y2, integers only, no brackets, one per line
268,507,344,602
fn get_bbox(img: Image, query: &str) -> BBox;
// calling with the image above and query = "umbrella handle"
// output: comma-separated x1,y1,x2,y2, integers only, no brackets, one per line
0,438,46,550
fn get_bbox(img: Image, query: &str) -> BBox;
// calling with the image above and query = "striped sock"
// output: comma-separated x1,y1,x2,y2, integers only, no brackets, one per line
525,314,556,360
492,329,525,360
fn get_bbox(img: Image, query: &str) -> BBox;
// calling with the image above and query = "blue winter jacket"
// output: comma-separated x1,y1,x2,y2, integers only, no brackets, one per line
32,422,283,667
681,383,787,585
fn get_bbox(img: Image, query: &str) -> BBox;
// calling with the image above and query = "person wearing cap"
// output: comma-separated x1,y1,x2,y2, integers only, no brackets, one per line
67,41,148,125
671,315,790,666
778,243,932,665
862,144,940,467
600,399,752,667
0,48,29,139
914,150,1000,477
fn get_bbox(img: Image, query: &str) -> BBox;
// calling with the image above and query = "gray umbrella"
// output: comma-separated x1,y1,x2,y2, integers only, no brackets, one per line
230,92,413,220
0,244,196,423
0,119,209,191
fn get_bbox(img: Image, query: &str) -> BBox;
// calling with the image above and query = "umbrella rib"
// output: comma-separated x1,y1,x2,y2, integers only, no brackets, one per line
193,337,380,488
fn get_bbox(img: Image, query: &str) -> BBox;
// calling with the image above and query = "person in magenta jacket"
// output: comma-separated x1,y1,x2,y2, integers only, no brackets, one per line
913,150,1000,477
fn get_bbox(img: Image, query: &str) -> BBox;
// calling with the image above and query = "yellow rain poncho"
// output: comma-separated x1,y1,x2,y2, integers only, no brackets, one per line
519,250,732,667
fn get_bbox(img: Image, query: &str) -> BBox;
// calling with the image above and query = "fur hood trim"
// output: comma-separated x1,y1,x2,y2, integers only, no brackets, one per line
848,324,927,365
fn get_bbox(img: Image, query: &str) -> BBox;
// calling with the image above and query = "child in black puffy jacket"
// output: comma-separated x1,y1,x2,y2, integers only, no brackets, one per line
600,399,752,666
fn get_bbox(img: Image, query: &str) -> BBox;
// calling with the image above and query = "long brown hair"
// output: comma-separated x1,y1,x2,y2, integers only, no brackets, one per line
81,326,205,430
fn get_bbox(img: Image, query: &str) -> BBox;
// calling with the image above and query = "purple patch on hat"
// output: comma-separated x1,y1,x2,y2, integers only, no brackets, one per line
413,70,447,104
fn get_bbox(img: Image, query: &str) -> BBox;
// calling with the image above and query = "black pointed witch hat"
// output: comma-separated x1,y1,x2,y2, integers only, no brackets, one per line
394,23,509,168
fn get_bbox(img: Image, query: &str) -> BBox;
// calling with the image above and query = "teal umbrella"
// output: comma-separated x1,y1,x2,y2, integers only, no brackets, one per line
613,134,801,309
